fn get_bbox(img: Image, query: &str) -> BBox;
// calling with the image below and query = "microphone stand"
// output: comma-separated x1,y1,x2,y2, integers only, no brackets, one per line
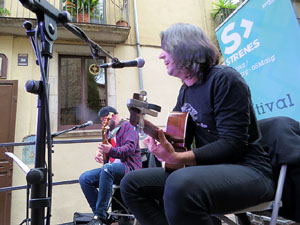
17,1,117,224
24,17,56,225
19,0,71,224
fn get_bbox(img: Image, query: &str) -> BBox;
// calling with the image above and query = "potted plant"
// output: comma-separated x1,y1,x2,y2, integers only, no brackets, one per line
210,0,238,24
62,0,99,22
116,12,128,26
115,0,129,26
0,7,10,16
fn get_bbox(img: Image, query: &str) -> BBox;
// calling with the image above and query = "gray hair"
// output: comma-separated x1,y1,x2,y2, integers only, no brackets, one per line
161,23,220,82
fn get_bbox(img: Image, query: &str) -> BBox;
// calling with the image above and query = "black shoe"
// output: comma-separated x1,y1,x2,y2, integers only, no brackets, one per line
101,213,116,225
87,215,103,225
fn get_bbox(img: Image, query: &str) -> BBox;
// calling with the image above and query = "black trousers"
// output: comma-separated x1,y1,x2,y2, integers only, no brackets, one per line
120,164,275,225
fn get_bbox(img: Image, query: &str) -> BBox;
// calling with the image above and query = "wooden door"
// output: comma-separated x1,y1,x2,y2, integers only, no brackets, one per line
0,80,18,225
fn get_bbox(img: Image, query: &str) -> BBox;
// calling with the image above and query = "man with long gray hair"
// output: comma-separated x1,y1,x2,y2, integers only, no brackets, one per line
120,23,275,225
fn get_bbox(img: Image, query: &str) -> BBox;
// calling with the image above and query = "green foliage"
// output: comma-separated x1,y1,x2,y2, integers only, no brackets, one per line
62,0,99,16
0,7,10,16
210,0,238,18
78,0,99,13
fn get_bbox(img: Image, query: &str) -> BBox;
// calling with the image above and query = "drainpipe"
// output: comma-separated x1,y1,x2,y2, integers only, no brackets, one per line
133,0,144,91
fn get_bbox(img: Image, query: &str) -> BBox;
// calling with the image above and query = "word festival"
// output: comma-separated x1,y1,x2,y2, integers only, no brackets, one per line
254,93,295,116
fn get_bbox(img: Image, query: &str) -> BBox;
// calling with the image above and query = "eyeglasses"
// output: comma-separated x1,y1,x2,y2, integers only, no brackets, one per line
100,115,113,124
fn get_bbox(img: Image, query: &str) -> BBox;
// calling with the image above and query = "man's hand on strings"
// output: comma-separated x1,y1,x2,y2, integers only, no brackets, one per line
95,142,112,163
98,142,112,154
143,129,178,164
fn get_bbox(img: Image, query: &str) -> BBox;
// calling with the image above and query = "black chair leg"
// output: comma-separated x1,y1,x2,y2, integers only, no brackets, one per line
212,216,222,225
235,213,251,225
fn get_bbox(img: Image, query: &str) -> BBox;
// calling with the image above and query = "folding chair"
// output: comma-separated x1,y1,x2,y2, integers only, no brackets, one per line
106,148,150,225
217,116,300,225
107,184,137,225
216,164,287,225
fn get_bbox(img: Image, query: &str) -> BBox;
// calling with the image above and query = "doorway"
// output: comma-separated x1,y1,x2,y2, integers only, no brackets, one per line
0,80,18,225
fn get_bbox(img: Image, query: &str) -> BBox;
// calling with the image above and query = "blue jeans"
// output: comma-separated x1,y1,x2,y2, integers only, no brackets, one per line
79,163,125,218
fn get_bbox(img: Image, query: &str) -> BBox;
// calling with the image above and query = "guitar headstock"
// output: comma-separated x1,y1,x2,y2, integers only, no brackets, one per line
101,112,113,144
127,91,161,134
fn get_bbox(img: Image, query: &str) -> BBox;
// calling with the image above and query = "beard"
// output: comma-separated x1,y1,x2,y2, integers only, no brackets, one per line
109,119,116,131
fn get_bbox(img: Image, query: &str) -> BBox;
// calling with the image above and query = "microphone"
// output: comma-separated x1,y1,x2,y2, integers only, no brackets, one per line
99,57,145,69
77,121,93,129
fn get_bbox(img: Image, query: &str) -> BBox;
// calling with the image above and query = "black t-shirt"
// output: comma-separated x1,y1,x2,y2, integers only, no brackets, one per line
173,65,273,178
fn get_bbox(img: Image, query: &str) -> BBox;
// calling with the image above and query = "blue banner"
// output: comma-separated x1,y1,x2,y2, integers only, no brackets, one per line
216,0,300,121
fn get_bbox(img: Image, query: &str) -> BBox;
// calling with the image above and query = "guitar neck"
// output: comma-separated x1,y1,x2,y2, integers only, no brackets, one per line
102,127,110,164
102,131,108,144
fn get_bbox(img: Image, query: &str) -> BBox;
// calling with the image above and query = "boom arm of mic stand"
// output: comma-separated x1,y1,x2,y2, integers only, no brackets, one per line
63,23,115,60
51,122,91,138
51,126,78,138
19,0,115,60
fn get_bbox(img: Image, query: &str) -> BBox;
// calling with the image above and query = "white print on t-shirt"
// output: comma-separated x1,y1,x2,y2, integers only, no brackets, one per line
181,103,208,128
181,103,198,121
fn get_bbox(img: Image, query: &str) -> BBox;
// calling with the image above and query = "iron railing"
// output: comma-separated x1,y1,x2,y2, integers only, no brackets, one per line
0,0,130,26
0,138,101,193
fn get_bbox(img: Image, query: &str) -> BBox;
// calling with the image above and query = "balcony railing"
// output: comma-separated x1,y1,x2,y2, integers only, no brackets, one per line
0,0,130,26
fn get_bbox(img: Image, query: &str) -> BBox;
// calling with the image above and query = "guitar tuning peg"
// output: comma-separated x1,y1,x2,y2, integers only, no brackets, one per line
140,90,147,96
133,125,144,137
139,90,147,102
139,128,145,137
137,115,145,134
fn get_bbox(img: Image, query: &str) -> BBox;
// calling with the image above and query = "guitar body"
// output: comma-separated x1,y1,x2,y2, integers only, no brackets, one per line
164,111,189,171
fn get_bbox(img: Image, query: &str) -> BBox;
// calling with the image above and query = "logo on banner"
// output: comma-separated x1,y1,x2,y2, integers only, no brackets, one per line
220,19,261,66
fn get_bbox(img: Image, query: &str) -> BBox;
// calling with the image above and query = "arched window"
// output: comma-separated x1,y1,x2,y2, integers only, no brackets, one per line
0,54,8,79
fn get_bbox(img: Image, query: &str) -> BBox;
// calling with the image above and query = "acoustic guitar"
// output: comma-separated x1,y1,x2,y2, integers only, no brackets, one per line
128,106,189,172
101,112,113,164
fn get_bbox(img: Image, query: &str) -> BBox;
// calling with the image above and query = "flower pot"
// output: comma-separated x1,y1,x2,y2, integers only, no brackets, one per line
116,20,128,26
77,13,90,22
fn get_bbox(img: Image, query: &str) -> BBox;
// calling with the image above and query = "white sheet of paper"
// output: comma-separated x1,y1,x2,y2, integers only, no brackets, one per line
5,152,30,174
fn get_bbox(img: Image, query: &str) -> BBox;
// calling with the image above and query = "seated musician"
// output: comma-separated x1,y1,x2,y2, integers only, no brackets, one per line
79,106,142,225
120,23,275,225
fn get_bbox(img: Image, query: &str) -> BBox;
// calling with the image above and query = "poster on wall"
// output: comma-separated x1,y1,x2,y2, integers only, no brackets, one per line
216,0,300,121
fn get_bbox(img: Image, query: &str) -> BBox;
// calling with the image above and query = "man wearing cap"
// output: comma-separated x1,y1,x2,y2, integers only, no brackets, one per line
79,106,142,225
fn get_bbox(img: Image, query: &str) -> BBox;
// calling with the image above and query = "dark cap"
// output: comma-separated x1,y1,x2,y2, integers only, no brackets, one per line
98,106,118,118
